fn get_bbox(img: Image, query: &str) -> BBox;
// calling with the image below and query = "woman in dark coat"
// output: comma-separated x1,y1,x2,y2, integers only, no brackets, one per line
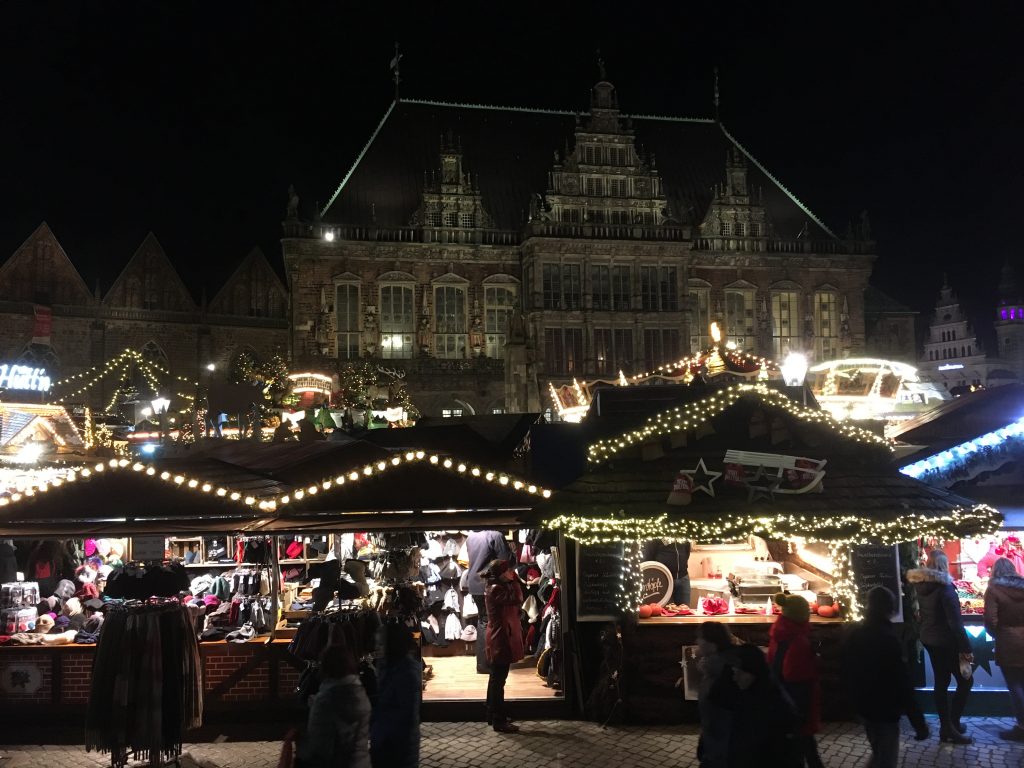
695,621,736,768
907,549,973,743
370,624,421,767
710,644,801,768
984,557,1024,741
479,558,524,733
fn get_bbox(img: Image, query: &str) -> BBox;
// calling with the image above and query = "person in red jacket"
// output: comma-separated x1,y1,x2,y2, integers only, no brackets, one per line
479,558,525,733
768,593,823,768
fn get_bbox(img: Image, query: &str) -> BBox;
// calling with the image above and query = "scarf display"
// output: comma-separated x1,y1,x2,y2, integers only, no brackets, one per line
85,601,203,768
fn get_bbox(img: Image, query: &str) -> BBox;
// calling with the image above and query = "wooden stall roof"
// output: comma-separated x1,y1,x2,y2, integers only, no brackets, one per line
0,441,547,536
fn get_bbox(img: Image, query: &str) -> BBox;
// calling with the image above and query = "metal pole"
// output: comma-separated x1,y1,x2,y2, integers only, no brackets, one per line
268,534,280,643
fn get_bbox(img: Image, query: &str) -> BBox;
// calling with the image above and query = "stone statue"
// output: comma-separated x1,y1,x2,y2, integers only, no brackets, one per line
286,185,300,220
417,314,431,355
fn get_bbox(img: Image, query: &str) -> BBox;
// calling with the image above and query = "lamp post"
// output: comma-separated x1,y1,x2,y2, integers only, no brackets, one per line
781,353,808,405
152,396,170,443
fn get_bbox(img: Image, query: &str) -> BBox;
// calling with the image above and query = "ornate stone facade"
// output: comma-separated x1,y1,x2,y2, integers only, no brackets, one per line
0,223,288,410
284,79,879,417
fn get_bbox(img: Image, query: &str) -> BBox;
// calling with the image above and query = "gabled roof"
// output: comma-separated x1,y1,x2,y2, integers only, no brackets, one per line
0,403,84,449
864,285,916,316
320,97,836,240
0,222,93,305
890,384,1024,456
102,232,198,310
208,247,288,316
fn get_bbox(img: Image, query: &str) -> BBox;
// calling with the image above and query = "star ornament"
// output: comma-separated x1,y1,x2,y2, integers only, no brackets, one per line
682,458,722,498
744,465,780,503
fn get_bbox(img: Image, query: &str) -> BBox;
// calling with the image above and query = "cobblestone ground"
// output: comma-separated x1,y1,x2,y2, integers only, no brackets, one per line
2,718,1022,768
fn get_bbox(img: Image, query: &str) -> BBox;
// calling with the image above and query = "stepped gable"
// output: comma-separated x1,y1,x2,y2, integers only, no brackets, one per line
320,93,837,241
0,222,93,306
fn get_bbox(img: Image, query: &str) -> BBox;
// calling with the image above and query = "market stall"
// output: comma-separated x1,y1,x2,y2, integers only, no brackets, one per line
0,437,564,737
544,382,1000,724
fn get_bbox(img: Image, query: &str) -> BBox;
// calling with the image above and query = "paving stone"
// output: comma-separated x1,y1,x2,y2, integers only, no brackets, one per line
2,719,1023,767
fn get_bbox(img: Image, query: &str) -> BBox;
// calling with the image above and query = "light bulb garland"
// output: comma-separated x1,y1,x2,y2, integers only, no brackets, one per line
900,416,1024,483
0,450,553,512
587,383,893,464
545,505,1002,547
53,348,199,405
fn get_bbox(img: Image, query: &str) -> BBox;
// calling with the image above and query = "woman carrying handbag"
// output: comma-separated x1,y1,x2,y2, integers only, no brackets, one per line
907,549,974,744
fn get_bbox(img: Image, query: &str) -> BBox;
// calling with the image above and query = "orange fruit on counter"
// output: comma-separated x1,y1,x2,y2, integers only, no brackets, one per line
638,604,653,618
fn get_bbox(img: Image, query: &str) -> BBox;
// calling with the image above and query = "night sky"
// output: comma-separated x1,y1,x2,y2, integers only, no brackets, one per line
2,3,1021,338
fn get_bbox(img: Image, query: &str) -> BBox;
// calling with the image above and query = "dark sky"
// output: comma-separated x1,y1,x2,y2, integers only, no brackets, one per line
2,2,1021,332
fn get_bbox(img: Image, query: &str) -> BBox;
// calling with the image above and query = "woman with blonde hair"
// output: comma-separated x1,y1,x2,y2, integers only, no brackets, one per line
907,549,973,743
984,557,1024,741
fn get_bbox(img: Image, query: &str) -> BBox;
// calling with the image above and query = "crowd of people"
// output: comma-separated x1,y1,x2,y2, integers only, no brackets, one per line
278,551,1024,768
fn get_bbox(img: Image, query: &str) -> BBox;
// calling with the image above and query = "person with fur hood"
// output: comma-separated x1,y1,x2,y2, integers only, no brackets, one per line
906,549,973,744
984,556,1024,741
767,593,823,768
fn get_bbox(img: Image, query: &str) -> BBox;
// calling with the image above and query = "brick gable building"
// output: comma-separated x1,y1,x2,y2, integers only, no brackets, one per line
0,223,288,411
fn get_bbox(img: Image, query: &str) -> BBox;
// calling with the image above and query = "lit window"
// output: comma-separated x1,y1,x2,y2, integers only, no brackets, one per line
441,408,464,418
688,285,710,350
459,213,475,228
379,284,414,359
485,285,517,357
720,221,732,236
335,283,360,359
725,289,756,350
772,290,800,357
814,291,838,360
434,285,467,359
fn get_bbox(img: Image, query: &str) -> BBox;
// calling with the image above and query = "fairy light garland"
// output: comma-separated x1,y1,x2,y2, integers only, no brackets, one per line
587,383,893,463
628,348,779,383
0,451,553,512
53,348,199,404
828,542,860,620
545,505,1002,547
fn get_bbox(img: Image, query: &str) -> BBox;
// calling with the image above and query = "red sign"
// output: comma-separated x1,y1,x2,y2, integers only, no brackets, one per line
32,305,52,343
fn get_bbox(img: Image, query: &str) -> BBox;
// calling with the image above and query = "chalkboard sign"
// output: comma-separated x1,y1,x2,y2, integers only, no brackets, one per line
131,536,167,563
851,545,903,622
577,542,624,620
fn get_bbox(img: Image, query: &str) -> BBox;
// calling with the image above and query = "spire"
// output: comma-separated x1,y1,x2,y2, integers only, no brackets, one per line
713,67,720,121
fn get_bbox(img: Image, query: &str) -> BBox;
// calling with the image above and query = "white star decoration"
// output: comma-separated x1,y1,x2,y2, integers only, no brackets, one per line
682,458,722,497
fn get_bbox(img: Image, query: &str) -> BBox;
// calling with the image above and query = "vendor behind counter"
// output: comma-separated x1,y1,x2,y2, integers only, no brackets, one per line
643,539,692,606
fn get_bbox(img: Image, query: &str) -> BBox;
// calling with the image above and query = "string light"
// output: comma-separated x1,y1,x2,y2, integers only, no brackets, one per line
545,505,1002,547
587,383,893,463
0,450,553,510
900,416,1024,482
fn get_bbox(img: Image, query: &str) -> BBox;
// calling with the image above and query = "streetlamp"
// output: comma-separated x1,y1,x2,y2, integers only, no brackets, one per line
151,396,171,444
781,353,808,405
206,363,216,372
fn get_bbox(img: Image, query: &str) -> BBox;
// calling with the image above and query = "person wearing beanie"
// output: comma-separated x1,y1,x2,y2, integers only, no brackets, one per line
465,530,512,675
768,593,823,768
843,586,929,768
983,557,1024,741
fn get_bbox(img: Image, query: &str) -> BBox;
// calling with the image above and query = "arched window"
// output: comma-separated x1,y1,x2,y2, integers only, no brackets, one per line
16,342,60,380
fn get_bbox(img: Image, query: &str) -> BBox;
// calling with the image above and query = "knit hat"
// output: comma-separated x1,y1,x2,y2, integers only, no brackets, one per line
62,597,82,617
35,614,54,634
84,539,98,557
53,579,76,602
774,592,810,623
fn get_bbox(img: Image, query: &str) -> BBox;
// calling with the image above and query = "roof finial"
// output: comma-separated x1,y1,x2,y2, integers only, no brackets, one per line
596,50,607,81
713,66,720,120
389,42,403,102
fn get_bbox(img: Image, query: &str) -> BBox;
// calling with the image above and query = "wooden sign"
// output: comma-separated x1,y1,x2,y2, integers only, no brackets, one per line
851,545,903,622
577,542,624,621
640,561,673,606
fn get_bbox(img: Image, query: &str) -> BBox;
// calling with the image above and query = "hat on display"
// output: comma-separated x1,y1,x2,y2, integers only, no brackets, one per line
285,541,303,559
53,580,76,602
63,597,83,617
108,540,124,560
84,539,98,557
462,593,479,618
444,612,463,641
202,595,221,608
460,624,477,642
98,564,113,580
424,539,444,560
344,559,370,597
95,539,112,558
774,592,811,623
35,614,55,634
84,598,105,613
443,588,461,613
443,538,461,557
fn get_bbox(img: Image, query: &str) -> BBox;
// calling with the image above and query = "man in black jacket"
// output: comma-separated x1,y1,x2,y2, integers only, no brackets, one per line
466,530,512,674
843,586,929,768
